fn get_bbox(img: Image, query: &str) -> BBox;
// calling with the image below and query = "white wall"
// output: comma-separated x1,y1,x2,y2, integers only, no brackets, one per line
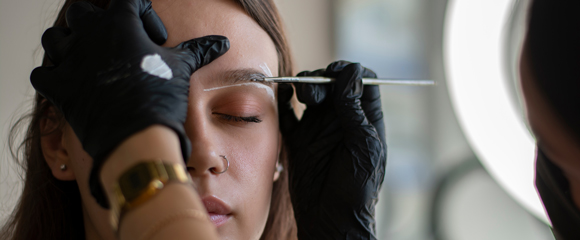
275,0,334,72
0,0,64,221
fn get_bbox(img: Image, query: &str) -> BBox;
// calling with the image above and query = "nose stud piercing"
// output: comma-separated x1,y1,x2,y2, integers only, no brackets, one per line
210,155,229,174
60,164,67,171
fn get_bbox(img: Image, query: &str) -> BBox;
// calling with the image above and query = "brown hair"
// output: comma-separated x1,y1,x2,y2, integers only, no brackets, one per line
0,0,296,239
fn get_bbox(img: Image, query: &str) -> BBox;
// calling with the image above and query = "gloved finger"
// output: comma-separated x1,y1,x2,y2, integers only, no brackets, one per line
323,60,352,77
361,85,386,146
361,66,377,79
140,1,167,45
109,0,151,15
333,63,363,106
175,35,230,72
108,0,166,44
333,63,385,167
332,63,371,131
295,69,329,106
328,61,384,137
359,67,385,145
30,66,58,99
66,1,100,31
41,26,72,66
277,83,298,136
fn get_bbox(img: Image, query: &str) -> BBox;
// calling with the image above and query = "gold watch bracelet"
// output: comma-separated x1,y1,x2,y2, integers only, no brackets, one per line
110,160,192,234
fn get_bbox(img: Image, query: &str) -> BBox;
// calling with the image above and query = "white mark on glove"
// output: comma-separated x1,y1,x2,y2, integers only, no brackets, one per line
141,54,173,80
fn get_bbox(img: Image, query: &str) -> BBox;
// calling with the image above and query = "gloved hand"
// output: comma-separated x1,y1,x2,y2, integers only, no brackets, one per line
30,0,229,208
278,61,387,239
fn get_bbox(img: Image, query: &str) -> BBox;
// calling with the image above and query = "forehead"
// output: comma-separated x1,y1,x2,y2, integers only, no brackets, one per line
153,0,279,76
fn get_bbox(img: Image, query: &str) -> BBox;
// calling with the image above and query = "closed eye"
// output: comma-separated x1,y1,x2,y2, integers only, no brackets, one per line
214,113,262,123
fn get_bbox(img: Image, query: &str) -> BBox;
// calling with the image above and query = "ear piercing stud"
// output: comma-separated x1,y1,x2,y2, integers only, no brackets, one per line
60,164,67,171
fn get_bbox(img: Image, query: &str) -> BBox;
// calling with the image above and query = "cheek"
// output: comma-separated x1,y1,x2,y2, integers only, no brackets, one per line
229,129,279,184
227,106,279,182
222,107,279,235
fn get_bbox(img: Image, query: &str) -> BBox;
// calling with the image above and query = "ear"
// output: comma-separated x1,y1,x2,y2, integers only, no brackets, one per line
40,107,75,181
273,132,282,182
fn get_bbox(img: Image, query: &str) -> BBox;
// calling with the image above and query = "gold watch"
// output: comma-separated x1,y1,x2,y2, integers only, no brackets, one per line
110,161,191,233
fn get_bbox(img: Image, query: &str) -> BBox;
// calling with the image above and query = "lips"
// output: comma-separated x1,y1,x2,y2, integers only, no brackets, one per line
202,196,232,227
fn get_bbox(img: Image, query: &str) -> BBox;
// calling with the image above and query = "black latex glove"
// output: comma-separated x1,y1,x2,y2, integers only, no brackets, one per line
30,0,229,208
278,61,387,239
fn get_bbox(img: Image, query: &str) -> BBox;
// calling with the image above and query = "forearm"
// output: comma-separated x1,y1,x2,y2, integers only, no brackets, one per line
100,125,217,240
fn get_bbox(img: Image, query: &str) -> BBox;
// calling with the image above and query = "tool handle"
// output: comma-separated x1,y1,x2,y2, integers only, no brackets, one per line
263,77,435,86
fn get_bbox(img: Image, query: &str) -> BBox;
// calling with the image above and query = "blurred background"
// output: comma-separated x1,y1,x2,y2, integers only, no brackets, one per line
0,0,555,239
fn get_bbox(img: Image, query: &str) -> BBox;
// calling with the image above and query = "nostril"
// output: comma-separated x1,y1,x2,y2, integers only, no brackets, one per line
187,166,221,175
187,155,229,175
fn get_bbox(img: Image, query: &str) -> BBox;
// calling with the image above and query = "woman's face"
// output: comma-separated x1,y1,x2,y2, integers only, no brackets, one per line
56,0,281,239
158,0,281,238
157,0,281,239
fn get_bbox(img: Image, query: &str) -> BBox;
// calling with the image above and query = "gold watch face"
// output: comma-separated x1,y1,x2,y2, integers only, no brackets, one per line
118,163,155,201
111,161,190,233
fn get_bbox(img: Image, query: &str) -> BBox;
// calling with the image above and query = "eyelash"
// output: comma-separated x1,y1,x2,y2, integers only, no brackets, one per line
214,113,263,123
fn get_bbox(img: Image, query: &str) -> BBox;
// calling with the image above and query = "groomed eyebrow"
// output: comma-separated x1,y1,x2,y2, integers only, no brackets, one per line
213,68,273,88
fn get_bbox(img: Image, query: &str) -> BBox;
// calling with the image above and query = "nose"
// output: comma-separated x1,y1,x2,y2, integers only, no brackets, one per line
185,113,228,177
187,150,228,176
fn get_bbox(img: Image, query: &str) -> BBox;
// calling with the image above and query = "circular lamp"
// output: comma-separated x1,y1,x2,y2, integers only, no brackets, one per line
443,0,548,224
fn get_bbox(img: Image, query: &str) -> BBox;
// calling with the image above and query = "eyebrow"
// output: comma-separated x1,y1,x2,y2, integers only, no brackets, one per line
211,68,273,88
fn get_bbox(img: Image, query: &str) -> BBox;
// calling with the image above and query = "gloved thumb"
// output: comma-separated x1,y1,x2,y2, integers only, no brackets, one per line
66,1,101,31
140,1,168,45
294,69,329,106
174,35,229,74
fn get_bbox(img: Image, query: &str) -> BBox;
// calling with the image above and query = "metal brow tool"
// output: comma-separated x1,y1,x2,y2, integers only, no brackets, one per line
261,77,435,86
